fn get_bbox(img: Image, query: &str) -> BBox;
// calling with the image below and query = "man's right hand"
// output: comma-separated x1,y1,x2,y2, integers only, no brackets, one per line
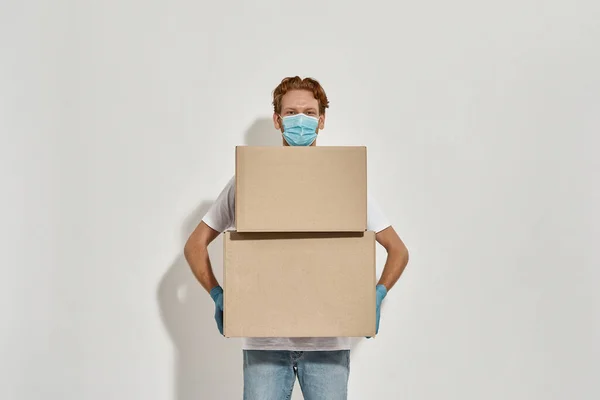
210,285,224,335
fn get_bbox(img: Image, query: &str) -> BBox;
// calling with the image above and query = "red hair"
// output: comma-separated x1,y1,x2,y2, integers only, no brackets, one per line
272,76,330,115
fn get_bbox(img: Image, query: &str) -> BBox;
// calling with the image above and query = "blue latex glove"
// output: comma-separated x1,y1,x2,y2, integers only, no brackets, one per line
210,285,224,335
367,284,388,338
375,284,388,334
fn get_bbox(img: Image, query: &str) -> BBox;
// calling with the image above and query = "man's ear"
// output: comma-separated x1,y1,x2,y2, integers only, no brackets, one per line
273,113,282,130
318,113,325,130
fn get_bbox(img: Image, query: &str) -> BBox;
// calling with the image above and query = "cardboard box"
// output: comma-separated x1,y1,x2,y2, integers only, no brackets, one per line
235,146,367,232
223,231,376,337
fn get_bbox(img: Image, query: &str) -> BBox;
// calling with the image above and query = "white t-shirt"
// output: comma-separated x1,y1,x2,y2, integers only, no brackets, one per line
202,175,391,351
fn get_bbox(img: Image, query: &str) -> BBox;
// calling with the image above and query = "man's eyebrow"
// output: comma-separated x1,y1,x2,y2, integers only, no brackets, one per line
282,106,317,112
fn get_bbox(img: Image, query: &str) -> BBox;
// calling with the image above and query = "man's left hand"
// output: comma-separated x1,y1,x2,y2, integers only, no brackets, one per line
367,284,388,338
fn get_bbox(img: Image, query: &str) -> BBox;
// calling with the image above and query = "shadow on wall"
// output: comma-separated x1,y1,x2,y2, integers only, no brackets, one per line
156,118,282,400
157,201,243,400
244,117,282,146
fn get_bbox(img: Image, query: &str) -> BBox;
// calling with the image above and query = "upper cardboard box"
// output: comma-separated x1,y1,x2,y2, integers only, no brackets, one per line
235,146,367,232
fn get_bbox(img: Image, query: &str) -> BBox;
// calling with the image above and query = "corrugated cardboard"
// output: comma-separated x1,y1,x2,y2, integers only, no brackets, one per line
235,146,367,232
223,231,376,337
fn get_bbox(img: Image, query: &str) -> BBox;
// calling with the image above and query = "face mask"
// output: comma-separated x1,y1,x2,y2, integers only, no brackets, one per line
280,113,319,146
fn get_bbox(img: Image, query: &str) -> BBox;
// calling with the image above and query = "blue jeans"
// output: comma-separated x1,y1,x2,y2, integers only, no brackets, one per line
243,350,350,400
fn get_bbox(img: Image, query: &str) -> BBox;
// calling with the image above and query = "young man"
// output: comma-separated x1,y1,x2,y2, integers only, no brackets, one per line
184,76,409,399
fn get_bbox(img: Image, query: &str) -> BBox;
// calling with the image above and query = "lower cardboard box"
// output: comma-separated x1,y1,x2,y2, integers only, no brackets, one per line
223,231,376,337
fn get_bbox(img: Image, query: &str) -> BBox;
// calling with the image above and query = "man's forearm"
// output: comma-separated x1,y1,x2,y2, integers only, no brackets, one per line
184,243,220,294
377,247,409,291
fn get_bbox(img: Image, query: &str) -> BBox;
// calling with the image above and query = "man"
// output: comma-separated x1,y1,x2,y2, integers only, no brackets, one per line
184,76,409,399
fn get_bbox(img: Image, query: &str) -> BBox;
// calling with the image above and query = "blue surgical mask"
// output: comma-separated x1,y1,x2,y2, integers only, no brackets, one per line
280,113,319,146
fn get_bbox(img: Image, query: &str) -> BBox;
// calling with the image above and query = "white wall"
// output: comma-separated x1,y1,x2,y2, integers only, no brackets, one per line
2,0,599,399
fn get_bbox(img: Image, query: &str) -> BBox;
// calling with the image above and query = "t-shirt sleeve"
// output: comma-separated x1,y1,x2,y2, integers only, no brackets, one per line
202,176,235,233
367,191,391,233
